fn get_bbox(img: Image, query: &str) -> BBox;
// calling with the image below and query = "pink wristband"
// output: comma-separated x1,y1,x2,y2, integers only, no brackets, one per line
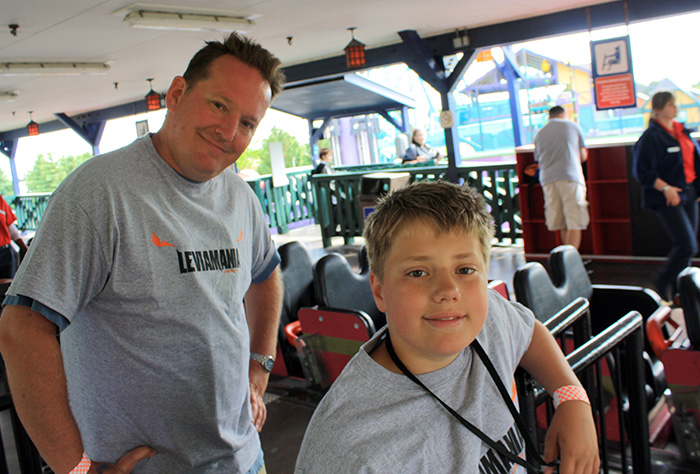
552,385,589,409
69,452,91,474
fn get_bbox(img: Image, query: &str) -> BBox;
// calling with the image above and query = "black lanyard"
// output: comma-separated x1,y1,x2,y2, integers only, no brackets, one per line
384,332,558,473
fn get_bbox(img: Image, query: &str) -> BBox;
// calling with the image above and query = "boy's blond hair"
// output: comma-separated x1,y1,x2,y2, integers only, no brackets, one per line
363,181,494,279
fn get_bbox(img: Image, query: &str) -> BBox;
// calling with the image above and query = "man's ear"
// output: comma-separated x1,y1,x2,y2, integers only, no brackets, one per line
165,76,187,109
369,272,386,313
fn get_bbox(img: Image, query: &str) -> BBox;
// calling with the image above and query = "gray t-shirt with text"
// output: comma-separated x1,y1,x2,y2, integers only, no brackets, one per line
6,136,278,473
295,289,535,473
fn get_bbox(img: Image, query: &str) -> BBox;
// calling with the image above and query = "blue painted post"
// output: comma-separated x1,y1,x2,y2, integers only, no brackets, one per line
339,117,360,165
500,63,525,147
400,106,410,134
308,120,318,162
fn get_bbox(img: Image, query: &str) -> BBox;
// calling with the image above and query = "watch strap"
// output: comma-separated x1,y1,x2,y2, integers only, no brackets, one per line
250,352,274,372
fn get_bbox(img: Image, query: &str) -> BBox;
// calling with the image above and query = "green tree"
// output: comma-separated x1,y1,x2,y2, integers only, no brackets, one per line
0,168,14,196
237,147,268,175
236,127,311,175
24,152,92,193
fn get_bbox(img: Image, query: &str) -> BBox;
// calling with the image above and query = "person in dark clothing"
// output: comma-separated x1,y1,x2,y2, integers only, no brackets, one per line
633,91,700,301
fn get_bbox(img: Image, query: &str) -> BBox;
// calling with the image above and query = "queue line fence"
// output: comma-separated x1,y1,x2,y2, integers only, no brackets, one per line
7,162,521,248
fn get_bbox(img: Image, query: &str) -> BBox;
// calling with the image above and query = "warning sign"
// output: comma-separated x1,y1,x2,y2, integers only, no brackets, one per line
590,36,637,110
594,74,636,109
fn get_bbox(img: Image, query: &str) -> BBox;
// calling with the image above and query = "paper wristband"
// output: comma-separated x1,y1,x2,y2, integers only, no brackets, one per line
553,385,589,409
69,452,91,474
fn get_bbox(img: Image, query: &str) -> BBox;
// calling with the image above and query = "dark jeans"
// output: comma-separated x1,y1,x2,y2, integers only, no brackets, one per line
654,186,699,299
0,245,16,279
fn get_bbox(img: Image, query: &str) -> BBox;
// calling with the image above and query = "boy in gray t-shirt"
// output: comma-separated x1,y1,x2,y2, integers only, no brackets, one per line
295,181,599,474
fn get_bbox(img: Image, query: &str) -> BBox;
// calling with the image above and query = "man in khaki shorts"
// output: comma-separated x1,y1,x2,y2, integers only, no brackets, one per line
534,106,589,249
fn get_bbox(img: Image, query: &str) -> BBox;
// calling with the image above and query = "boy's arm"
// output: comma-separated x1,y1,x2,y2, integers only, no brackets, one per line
519,321,600,474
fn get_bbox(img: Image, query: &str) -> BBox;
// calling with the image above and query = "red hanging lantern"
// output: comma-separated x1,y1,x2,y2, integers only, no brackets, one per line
344,27,366,69
145,78,162,111
27,111,39,136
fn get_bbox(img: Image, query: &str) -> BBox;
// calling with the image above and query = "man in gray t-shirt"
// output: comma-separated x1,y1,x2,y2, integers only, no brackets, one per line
534,106,589,249
0,33,285,474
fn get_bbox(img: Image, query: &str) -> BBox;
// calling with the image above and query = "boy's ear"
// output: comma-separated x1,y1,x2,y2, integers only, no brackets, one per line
369,272,387,313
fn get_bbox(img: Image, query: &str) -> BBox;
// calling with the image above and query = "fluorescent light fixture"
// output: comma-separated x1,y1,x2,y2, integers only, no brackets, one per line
0,91,17,101
0,62,110,76
124,10,254,32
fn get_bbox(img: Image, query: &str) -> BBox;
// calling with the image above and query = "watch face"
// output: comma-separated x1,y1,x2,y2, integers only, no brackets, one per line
252,353,274,372
262,357,274,372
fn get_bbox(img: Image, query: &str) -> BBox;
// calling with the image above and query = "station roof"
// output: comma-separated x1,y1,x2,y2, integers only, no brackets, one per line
2,0,700,137
272,74,416,121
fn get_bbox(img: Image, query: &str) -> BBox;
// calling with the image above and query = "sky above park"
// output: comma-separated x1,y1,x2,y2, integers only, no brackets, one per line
4,10,700,190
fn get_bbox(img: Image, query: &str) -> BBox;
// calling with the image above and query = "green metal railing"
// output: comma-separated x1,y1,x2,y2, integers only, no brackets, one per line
7,162,521,248
7,194,51,231
247,170,315,234
310,163,521,247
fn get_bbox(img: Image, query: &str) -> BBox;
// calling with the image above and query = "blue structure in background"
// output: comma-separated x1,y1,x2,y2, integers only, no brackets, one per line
417,47,700,155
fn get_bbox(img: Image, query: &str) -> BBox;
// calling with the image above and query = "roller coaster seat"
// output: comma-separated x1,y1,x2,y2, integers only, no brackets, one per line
513,245,668,435
677,266,700,348
277,241,317,377
289,249,383,389
645,267,700,455
313,250,385,331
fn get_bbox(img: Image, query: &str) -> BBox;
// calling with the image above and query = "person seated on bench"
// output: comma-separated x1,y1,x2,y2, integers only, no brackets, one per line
295,181,599,474
402,128,441,164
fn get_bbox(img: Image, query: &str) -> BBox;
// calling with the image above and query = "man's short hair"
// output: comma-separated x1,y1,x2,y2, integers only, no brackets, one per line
363,181,494,280
548,106,565,118
319,147,331,160
183,32,286,98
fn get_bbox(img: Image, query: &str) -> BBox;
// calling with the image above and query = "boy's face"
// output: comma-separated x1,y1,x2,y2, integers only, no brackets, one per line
370,221,489,374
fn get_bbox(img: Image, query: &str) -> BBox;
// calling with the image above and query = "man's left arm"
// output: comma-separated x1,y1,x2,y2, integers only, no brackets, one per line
8,224,28,260
519,321,600,474
580,147,588,163
244,267,283,431
578,126,588,163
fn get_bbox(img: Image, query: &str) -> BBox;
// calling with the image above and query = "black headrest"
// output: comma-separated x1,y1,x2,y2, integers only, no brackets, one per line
677,267,700,347
358,246,370,274
313,252,385,329
278,241,316,327
513,261,572,322
548,245,593,301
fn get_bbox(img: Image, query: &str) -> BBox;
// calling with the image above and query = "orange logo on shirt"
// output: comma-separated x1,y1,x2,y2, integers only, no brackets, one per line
152,232,175,248
151,231,241,274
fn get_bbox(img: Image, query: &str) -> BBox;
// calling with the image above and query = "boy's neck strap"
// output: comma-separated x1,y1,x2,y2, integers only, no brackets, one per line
384,331,558,472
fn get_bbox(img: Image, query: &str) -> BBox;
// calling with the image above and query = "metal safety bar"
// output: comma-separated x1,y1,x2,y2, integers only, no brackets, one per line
519,311,649,474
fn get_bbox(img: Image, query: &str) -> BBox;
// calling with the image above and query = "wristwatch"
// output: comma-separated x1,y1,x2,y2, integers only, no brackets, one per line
250,352,275,373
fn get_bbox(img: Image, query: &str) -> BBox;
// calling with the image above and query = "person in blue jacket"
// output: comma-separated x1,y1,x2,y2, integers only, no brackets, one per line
633,91,700,301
